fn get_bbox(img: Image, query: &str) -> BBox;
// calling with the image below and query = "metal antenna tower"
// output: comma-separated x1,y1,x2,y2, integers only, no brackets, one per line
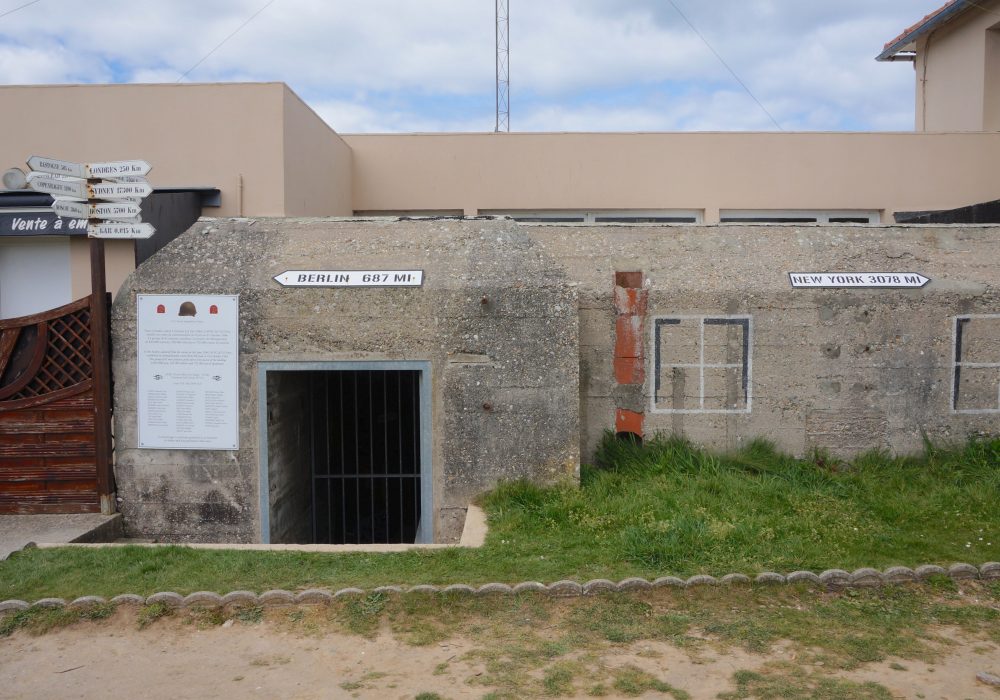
495,0,509,132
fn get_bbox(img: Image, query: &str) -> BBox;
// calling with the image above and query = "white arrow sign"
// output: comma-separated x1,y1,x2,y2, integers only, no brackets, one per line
273,270,424,287
88,222,156,239
52,198,142,221
27,156,151,179
788,272,930,288
88,181,152,200
28,174,88,199
85,160,151,178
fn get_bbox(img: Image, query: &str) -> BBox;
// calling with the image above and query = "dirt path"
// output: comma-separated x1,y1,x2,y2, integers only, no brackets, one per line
2,609,998,699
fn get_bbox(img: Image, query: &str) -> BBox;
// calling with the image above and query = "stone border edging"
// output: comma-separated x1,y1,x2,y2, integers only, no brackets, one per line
1,562,997,613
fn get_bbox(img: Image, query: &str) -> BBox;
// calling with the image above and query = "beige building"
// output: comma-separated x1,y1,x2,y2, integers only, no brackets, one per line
879,0,1000,131
1,0,999,316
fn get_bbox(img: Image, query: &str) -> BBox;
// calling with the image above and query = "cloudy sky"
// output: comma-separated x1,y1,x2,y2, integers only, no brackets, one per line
0,0,933,133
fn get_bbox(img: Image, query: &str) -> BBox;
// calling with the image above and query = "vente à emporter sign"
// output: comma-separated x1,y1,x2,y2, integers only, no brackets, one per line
788,272,930,289
273,270,424,287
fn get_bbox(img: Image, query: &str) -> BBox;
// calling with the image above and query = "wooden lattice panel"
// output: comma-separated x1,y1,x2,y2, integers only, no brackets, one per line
0,298,100,513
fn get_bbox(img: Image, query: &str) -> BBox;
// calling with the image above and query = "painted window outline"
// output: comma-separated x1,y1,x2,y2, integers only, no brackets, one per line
649,315,752,414
951,314,1000,414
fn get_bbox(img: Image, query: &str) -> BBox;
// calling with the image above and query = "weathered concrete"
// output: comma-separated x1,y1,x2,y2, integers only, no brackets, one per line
112,218,579,542
0,513,122,560
527,222,999,458
111,218,999,543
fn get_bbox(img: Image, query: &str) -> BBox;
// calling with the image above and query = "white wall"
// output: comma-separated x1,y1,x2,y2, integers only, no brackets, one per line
0,237,72,319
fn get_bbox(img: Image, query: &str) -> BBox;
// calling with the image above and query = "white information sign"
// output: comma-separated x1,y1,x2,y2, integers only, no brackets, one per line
273,270,424,287
88,222,155,239
137,294,240,450
28,155,151,179
52,198,141,221
788,272,930,289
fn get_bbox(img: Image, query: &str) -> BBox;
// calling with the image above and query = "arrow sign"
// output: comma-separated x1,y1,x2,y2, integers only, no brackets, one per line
85,160,151,178
88,181,152,200
788,272,930,289
273,270,425,287
88,222,156,239
28,174,88,199
26,156,85,179
52,198,142,221
28,156,151,179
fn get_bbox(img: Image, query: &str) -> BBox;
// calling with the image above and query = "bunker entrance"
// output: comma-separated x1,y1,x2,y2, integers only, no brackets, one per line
263,366,428,545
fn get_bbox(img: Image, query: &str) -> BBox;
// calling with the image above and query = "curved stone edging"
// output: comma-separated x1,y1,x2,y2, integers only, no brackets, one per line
1,562,996,612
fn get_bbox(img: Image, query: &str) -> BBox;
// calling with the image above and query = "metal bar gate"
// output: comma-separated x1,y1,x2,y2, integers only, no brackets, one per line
310,370,421,544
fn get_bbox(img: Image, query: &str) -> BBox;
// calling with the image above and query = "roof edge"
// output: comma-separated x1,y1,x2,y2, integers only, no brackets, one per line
877,0,972,61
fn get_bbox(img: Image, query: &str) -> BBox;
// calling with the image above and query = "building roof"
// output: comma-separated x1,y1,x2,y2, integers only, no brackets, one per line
877,0,974,61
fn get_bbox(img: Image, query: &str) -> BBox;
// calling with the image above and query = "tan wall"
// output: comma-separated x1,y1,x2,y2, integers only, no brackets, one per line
343,132,1000,221
915,3,1000,131
0,83,291,217
282,87,353,216
69,238,134,300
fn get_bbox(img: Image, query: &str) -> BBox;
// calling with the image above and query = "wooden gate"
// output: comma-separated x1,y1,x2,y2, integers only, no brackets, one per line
0,293,113,513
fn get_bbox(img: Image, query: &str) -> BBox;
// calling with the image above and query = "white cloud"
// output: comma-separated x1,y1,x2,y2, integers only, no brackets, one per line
0,0,932,132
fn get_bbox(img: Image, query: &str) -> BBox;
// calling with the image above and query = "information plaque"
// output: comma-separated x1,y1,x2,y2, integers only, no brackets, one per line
137,294,239,450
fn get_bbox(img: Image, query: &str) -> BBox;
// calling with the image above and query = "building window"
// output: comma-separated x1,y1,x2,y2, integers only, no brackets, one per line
483,210,703,224
720,210,880,224
952,315,1000,413
650,315,752,414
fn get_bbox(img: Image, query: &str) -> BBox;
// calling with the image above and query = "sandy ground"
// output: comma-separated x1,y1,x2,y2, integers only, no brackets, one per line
1,611,999,699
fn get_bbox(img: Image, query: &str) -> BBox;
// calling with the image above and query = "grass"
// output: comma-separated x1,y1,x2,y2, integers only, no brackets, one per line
0,434,997,601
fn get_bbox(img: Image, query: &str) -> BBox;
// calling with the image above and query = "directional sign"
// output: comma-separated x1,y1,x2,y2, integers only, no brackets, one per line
28,156,151,179
26,156,85,179
28,174,88,199
88,181,152,200
788,272,930,289
85,160,151,178
88,222,156,239
52,198,142,222
273,270,424,287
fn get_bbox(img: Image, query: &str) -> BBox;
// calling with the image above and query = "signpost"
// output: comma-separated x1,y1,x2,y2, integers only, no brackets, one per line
88,222,155,239
788,272,930,289
24,155,157,515
273,270,425,287
52,199,141,222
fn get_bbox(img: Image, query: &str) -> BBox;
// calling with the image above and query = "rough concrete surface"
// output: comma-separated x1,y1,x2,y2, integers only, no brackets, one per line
111,218,999,543
0,514,121,560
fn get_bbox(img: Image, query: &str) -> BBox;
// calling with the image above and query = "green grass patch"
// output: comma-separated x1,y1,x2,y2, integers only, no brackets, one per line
1,434,997,600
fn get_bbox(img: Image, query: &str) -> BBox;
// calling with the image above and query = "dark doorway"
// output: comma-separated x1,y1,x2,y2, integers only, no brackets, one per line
264,367,425,544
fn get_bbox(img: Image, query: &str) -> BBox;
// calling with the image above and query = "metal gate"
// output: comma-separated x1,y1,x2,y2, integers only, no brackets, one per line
311,370,422,544
259,361,432,545
0,294,113,513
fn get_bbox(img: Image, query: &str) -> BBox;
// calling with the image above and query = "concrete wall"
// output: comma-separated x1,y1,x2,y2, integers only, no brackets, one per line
265,370,313,544
527,223,1000,458
110,217,1000,543
111,218,579,542
342,132,1000,221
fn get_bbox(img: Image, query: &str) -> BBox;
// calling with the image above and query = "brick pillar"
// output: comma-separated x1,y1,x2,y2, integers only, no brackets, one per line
613,271,647,439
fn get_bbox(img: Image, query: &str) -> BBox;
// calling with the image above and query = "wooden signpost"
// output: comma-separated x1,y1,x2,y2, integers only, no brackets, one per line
25,155,156,515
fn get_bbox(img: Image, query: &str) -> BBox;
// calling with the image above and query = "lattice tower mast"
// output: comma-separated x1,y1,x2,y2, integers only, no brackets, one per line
496,0,510,132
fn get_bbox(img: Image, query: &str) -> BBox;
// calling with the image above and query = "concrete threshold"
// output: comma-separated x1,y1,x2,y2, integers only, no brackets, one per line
33,505,488,554
0,513,122,560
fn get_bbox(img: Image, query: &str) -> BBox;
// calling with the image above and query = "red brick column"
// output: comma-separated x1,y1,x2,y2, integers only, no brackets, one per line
613,271,647,439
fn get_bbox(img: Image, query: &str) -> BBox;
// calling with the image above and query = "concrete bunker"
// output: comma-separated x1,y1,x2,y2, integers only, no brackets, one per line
262,363,431,545
111,217,580,543
110,217,999,543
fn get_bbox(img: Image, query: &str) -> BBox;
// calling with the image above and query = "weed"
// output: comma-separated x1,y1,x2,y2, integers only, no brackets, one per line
611,666,688,699
137,602,172,629
542,662,577,695
234,605,264,624
415,694,444,700
720,665,892,699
